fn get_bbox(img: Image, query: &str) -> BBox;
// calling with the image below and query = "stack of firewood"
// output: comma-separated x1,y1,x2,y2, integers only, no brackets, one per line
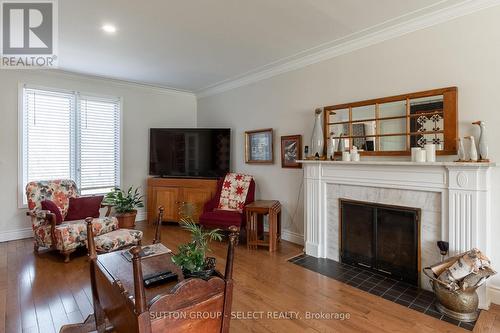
432,249,496,291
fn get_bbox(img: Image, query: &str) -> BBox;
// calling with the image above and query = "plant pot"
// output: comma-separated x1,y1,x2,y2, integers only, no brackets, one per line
116,210,137,228
182,268,215,280
182,257,217,280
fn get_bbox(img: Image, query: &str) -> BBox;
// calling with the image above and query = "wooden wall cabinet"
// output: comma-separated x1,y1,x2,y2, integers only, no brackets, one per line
147,178,219,223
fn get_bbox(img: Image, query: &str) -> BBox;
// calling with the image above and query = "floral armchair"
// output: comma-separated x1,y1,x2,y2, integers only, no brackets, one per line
26,179,137,262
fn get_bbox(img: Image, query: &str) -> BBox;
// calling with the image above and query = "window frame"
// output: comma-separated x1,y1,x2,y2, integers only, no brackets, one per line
18,83,123,208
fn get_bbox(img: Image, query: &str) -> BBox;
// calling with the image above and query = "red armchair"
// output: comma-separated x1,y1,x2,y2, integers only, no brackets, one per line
199,178,255,231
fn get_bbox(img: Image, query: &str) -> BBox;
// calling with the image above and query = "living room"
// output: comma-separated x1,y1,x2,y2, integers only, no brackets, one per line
1,1,500,332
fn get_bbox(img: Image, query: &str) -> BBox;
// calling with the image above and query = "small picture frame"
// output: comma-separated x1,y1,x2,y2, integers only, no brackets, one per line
245,128,274,164
281,135,302,168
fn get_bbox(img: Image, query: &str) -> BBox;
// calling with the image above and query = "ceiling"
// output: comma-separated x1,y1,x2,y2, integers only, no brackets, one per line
58,0,470,93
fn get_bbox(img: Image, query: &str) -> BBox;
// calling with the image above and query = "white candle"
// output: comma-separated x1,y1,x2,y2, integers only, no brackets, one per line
424,144,436,162
411,147,421,162
342,151,351,161
416,150,427,163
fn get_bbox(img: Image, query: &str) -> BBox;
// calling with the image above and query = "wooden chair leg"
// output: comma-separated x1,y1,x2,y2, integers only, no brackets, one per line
248,214,254,250
62,250,75,263
247,214,251,249
94,302,107,333
254,214,257,249
59,314,114,333
59,314,96,333
277,210,282,242
269,211,275,252
34,242,39,254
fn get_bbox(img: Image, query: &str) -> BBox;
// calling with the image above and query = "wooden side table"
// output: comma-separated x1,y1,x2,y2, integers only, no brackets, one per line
245,200,281,252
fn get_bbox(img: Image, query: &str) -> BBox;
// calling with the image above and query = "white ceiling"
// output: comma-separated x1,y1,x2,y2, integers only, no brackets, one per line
58,0,470,93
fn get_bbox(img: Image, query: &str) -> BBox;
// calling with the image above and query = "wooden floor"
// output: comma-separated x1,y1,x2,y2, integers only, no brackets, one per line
1,221,499,333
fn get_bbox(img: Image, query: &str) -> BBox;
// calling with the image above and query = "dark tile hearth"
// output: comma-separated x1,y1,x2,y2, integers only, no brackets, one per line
289,254,476,331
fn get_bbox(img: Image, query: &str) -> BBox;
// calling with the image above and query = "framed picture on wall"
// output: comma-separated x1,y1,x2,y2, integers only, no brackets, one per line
281,135,302,168
245,128,274,164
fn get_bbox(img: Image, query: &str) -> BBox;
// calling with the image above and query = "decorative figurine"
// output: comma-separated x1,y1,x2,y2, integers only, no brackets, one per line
472,121,489,161
466,136,478,162
457,138,466,161
350,146,360,161
311,108,324,158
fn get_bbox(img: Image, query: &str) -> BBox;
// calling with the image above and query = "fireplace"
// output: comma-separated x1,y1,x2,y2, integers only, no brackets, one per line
340,199,421,285
302,160,493,308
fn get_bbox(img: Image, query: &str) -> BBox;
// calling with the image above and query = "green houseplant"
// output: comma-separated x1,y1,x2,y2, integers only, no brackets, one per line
104,187,144,228
172,217,222,279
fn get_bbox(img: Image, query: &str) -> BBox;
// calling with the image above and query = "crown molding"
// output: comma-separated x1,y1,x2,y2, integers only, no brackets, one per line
196,0,500,99
43,69,196,97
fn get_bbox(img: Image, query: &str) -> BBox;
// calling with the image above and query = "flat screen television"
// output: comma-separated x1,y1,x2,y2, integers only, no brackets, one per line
149,128,230,178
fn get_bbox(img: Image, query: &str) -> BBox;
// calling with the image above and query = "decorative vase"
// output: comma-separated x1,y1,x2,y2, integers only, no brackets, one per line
337,133,346,152
116,209,137,228
467,136,478,162
327,132,336,160
472,121,488,160
311,108,324,158
457,138,466,161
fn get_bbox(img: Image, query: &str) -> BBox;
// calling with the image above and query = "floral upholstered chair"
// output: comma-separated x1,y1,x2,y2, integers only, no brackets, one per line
26,179,143,262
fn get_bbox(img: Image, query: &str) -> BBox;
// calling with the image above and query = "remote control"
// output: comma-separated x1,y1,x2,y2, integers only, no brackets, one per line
143,271,178,288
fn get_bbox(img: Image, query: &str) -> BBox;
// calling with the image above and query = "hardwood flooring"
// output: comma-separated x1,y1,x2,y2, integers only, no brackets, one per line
0,221,499,333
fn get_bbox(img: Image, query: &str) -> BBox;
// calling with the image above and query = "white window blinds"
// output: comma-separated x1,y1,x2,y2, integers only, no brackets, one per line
21,86,121,204
23,88,75,183
78,96,121,195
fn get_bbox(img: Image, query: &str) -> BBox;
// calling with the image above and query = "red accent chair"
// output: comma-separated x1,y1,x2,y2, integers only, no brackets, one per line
199,178,255,232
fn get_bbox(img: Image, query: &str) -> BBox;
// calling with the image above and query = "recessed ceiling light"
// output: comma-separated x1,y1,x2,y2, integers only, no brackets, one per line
102,24,117,34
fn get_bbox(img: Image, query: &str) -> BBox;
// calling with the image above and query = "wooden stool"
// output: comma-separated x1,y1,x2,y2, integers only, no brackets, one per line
245,200,281,252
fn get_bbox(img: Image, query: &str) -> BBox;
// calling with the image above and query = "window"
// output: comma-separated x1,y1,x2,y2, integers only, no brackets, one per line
20,85,121,205
78,96,121,195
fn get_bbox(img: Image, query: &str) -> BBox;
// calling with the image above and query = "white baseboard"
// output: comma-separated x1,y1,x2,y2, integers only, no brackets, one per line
488,284,500,306
0,227,33,242
281,229,304,245
135,207,147,222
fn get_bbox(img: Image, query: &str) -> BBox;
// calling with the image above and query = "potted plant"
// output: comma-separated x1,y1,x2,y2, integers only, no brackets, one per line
104,187,144,228
172,218,222,279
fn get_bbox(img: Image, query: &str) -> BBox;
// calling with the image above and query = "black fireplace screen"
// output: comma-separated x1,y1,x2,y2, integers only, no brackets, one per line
340,199,420,285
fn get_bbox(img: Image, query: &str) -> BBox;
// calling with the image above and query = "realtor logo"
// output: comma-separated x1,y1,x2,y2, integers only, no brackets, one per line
1,0,58,68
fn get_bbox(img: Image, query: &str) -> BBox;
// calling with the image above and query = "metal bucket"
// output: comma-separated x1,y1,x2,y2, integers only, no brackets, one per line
423,266,479,322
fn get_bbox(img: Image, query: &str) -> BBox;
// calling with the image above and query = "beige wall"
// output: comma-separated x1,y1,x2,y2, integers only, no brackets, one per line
197,7,500,296
0,70,197,239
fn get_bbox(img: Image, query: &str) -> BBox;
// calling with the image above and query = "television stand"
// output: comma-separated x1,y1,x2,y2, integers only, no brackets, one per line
157,175,219,180
147,177,219,223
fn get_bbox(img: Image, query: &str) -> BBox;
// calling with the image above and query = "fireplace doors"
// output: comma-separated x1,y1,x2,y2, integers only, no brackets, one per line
340,199,420,285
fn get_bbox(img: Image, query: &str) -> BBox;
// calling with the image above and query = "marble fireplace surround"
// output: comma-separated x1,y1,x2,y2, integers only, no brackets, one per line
327,184,441,289
300,160,495,308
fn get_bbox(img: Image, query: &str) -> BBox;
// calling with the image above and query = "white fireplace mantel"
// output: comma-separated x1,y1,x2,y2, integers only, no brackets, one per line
299,160,496,307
